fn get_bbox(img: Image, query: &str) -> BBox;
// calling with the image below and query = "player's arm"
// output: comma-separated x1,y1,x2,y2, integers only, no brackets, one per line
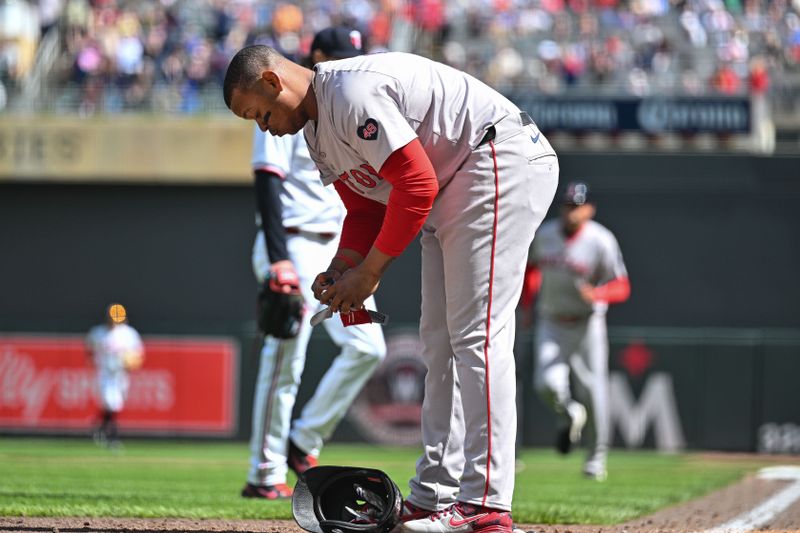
519,262,542,328
581,233,630,305
328,180,386,267
255,168,290,267
364,138,438,273
315,139,438,312
122,333,145,371
311,180,386,297
521,262,542,309
586,276,630,304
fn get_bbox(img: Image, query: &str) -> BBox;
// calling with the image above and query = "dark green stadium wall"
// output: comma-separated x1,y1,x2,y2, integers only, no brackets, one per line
1,153,799,448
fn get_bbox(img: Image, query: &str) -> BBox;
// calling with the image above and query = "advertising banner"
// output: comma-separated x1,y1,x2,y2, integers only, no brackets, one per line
0,334,238,435
506,94,751,134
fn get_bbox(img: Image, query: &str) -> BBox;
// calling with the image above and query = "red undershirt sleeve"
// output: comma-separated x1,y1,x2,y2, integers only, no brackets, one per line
333,180,386,258
593,276,631,304
373,139,439,256
520,263,542,308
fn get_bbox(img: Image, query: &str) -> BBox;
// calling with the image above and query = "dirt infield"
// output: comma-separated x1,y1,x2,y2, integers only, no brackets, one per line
1,473,798,533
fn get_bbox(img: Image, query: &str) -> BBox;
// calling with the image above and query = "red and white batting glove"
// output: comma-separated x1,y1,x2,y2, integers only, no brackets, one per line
269,261,301,295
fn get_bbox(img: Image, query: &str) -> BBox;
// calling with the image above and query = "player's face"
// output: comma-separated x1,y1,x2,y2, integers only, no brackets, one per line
560,203,595,233
229,74,308,136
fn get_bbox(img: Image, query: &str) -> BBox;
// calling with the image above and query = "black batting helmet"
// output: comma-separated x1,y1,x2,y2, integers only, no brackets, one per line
292,466,403,533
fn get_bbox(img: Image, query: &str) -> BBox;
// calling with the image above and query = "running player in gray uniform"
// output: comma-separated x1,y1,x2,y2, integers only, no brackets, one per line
240,28,386,501
224,47,558,533
522,182,630,481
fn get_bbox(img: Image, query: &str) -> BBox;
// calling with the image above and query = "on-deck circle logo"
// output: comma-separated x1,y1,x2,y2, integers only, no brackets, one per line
347,330,425,445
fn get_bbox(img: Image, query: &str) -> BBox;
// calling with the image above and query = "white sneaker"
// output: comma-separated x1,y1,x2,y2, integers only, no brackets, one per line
556,402,587,455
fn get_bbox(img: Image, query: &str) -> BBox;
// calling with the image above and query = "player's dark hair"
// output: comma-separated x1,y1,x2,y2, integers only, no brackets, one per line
223,45,282,109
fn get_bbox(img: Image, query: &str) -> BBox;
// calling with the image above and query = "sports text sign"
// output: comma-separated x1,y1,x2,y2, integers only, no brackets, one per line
0,335,237,435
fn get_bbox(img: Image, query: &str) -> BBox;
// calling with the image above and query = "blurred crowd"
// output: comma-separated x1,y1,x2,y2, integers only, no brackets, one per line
0,0,797,114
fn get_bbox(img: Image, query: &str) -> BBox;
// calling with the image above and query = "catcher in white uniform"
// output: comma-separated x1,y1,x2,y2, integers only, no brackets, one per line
224,46,558,533
241,27,387,501
522,182,630,481
86,303,144,448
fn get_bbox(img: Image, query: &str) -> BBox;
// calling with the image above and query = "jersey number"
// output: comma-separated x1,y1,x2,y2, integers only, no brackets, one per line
338,164,382,189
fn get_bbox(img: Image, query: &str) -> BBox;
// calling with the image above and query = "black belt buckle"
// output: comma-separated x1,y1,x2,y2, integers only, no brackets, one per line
478,126,496,147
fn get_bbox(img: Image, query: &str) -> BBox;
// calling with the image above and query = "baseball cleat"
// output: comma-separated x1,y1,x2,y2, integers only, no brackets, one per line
240,482,293,499
583,468,607,482
401,502,513,533
556,402,587,455
401,501,436,522
287,439,318,476
583,457,607,481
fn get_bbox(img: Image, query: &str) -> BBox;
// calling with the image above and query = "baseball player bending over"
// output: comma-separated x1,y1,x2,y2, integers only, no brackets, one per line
241,27,387,501
522,182,630,481
224,46,558,533
86,303,144,450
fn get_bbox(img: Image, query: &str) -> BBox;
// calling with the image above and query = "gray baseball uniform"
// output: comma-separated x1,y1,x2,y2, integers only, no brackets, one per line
530,219,628,472
304,52,559,511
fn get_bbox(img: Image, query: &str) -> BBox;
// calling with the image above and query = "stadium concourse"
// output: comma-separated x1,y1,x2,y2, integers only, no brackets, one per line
0,0,798,118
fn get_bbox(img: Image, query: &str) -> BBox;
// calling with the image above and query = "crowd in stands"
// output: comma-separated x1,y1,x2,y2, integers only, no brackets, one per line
0,0,797,114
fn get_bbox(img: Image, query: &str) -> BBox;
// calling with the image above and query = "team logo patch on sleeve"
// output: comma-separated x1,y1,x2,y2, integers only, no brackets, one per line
357,118,379,140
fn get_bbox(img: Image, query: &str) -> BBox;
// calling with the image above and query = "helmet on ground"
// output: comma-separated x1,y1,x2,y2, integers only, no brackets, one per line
292,466,403,533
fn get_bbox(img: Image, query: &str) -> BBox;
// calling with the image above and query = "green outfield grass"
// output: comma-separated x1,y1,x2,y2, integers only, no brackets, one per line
0,438,773,524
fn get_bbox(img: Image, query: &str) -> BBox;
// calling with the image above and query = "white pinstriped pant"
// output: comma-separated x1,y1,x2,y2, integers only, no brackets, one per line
247,230,387,486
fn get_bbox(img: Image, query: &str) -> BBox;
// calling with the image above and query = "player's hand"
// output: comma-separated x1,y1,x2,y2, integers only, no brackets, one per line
318,265,380,314
270,260,299,294
578,282,596,305
312,269,341,301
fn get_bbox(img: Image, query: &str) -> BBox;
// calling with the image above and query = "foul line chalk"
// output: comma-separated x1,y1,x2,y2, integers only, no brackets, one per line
703,466,800,533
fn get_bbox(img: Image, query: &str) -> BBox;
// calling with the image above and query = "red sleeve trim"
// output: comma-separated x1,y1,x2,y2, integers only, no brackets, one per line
333,180,386,257
254,165,287,179
593,276,631,304
373,139,439,256
520,263,542,308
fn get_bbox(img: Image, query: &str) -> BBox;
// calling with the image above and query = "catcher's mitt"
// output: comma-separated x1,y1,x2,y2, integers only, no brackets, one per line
257,265,305,339
292,466,403,533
